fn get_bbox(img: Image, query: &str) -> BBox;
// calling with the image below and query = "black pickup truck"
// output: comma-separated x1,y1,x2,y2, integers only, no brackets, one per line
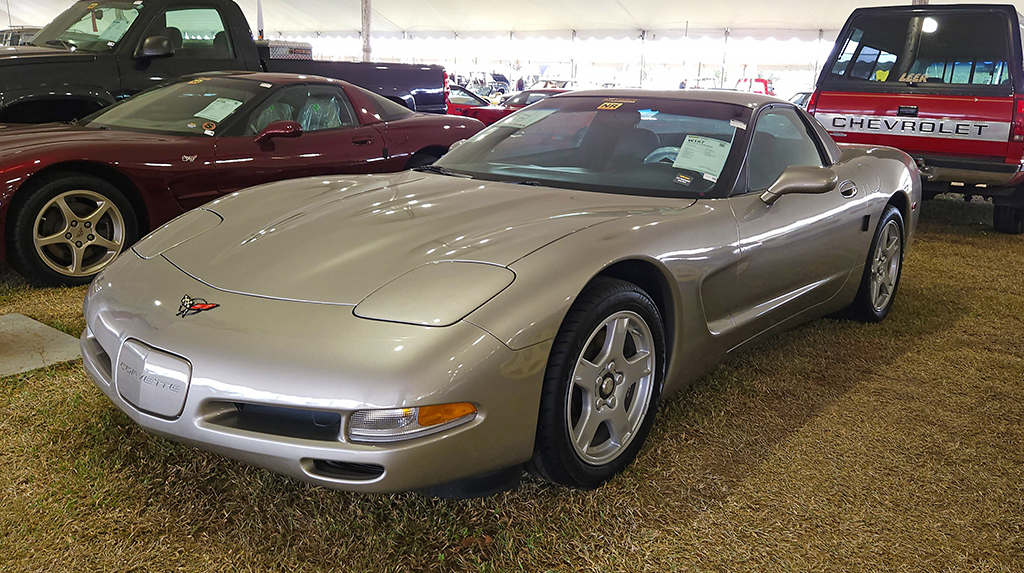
1,0,447,123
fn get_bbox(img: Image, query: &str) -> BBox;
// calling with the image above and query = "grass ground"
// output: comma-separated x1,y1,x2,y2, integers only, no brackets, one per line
1,196,1022,572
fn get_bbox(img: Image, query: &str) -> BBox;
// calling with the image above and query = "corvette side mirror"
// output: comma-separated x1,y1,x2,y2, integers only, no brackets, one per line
760,165,838,205
449,139,467,152
135,36,174,59
256,120,303,145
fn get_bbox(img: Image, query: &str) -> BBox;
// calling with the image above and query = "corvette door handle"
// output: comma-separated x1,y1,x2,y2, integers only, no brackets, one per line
839,180,858,198
352,137,374,146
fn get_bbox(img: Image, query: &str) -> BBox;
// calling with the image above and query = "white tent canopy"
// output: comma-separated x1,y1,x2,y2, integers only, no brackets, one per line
5,0,1024,39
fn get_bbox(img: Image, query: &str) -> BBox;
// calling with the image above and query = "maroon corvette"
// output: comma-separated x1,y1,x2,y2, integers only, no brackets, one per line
0,71,483,285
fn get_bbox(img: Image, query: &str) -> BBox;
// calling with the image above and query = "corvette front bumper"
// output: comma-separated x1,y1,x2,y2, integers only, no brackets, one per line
81,252,549,493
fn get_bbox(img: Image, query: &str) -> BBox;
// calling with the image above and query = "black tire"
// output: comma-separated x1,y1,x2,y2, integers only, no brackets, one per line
527,277,666,489
849,204,904,323
993,205,1024,235
8,173,138,287
406,152,440,169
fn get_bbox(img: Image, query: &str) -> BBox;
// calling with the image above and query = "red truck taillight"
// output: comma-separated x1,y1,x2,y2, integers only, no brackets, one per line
1012,95,1024,142
443,71,451,115
806,90,819,115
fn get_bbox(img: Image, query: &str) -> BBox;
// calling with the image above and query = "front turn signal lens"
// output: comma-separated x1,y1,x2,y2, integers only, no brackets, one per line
418,402,476,426
348,403,477,443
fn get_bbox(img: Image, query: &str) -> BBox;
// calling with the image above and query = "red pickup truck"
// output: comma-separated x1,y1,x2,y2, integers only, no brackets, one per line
809,4,1024,234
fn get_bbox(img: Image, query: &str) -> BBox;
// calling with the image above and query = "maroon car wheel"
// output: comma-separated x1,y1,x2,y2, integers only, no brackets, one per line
9,173,138,286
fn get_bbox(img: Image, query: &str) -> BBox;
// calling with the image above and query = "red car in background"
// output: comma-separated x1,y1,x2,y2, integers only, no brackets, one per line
446,85,491,116
0,71,484,286
456,89,568,125
735,78,776,96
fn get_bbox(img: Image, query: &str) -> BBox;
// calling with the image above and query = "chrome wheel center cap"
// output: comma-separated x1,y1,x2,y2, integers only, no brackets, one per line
598,375,615,399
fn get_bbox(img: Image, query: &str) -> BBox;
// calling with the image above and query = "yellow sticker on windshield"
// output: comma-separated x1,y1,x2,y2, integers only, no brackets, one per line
87,3,98,8
598,102,622,110
188,77,211,85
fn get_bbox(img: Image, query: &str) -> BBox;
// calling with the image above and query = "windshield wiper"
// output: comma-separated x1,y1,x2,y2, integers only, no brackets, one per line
512,179,543,186
44,39,75,50
413,165,472,178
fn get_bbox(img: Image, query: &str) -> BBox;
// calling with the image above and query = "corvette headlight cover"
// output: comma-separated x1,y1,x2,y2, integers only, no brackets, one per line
354,261,515,327
132,208,223,259
348,403,478,443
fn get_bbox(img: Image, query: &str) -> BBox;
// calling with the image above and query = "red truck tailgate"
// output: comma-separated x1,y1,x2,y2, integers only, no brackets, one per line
814,91,1013,160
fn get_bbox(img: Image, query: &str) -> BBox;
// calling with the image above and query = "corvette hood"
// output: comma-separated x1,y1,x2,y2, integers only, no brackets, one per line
0,124,182,155
162,171,692,305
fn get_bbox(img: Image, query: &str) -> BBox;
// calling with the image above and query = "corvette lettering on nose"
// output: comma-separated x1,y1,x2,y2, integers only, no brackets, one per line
117,362,181,393
814,113,1010,142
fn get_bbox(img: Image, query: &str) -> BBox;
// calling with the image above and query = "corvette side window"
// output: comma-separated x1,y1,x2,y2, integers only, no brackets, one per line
247,86,358,135
747,108,825,191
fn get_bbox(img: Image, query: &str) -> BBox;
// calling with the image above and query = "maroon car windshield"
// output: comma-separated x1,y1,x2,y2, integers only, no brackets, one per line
435,96,752,198
83,78,264,136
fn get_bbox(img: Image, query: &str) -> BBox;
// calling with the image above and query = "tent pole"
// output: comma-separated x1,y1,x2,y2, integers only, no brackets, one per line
721,28,729,89
5,0,12,28
361,0,372,62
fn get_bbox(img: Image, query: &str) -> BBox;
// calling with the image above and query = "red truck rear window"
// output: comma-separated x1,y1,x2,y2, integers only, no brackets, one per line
828,12,1010,87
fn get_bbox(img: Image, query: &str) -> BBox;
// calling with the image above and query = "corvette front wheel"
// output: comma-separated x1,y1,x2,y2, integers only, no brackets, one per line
528,278,666,489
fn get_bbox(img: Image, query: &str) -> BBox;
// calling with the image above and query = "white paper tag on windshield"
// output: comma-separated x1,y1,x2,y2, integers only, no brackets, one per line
730,119,747,130
194,98,244,122
673,135,731,181
497,108,557,129
97,18,132,42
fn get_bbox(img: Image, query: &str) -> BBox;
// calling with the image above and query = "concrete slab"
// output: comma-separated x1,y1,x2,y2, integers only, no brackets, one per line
0,314,81,378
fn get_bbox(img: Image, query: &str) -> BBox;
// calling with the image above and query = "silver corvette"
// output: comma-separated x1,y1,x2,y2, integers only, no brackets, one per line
81,91,921,496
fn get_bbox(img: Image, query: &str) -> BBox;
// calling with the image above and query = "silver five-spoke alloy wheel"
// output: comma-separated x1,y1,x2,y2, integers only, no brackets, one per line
32,189,126,277
566,310,655,465
870,219,902,313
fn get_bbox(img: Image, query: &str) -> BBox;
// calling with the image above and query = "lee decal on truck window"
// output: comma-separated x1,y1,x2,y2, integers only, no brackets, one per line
815,113,1011,142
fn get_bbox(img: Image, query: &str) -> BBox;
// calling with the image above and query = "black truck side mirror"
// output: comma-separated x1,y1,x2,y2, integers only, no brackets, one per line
135,36,175,59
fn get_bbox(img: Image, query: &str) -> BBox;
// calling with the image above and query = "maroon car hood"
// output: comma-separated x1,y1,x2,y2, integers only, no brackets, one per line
0,124,183,154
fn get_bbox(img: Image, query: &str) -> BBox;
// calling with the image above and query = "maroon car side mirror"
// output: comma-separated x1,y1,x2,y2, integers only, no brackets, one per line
256,120,304,145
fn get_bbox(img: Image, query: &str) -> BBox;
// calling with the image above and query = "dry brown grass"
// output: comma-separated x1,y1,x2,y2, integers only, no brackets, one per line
1,196,1022,572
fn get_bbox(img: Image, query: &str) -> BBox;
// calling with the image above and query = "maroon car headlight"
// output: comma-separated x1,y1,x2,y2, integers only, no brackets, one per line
133,209,223,259
348,404,478,443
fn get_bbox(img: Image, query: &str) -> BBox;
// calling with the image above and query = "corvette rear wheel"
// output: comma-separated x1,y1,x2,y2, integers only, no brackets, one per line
9,174,138,286
850,204,904,322
528,278,665,489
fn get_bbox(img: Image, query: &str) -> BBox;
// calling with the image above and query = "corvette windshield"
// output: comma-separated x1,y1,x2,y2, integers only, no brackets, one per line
83,78,262,135
435,96,751,197
31,1,142,52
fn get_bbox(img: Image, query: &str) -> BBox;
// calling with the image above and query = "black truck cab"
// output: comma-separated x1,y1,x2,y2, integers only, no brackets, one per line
2,0,446,123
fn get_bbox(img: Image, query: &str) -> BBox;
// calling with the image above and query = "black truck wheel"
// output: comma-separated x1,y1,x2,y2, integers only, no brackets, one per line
993,205,1024,235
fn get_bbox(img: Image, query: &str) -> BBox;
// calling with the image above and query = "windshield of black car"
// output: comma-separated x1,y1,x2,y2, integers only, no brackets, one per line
83,77,262,135
31,1,142,52
435,96,751,197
